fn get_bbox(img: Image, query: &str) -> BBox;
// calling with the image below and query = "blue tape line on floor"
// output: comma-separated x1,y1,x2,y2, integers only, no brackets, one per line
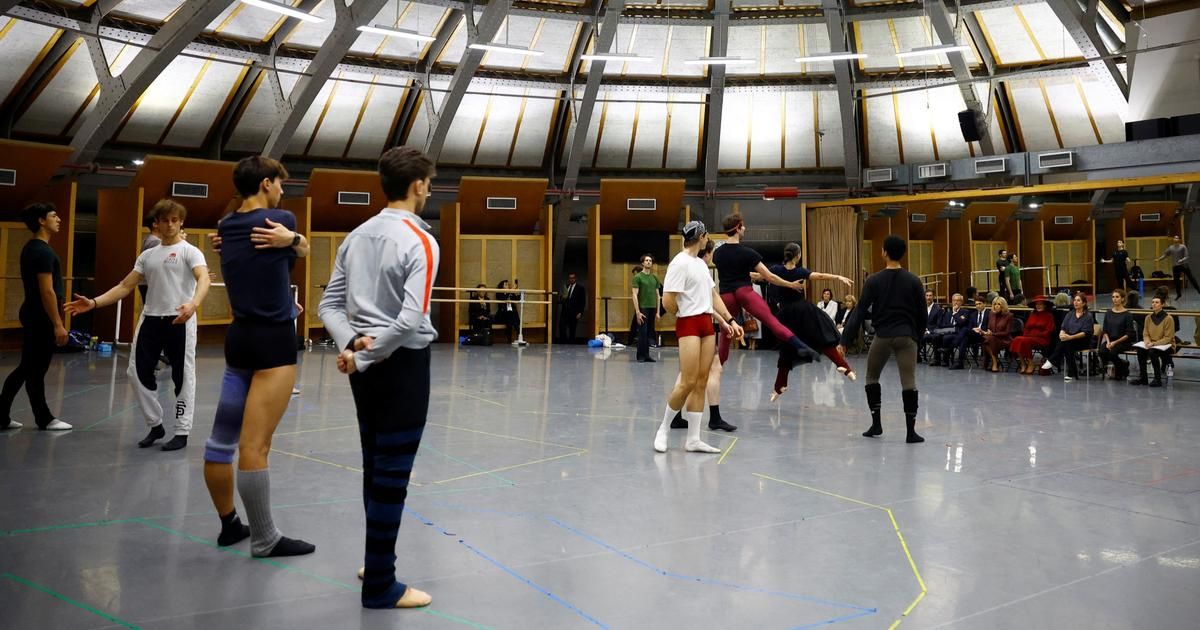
404,507,610,629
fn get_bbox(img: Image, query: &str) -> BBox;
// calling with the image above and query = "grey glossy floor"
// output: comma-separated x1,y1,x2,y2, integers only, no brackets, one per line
3,340,1200,630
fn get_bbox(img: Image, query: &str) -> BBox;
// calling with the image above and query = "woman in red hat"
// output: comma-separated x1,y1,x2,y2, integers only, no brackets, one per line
1010,295,1056,374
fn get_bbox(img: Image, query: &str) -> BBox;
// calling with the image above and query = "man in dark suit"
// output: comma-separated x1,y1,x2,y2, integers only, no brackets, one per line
920,290,943,362
950,297,990,370
558,272,586,344
932,293,968,366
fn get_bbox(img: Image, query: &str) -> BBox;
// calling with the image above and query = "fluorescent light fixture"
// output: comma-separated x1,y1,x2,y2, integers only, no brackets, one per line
895,44,970,59
684,56,755,66
1028,202,1042,209
794,52,868,63
132,159,144,166
356,24,435,42
468,43,544,57
240,0,324,23
580,53,654,63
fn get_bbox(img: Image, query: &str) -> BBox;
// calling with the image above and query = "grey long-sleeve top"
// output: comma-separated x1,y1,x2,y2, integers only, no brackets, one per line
318,210,440,372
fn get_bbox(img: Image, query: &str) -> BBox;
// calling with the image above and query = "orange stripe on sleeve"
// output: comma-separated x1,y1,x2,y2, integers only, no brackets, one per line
401,219,434,313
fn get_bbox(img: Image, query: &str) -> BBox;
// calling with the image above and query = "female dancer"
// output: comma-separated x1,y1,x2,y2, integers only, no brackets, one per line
763,242,856,400
712,213,819,365
653,221,742,453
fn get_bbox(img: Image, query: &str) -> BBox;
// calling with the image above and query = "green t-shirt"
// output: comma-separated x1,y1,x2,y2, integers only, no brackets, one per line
1006,263,1021,291
632,272,661,309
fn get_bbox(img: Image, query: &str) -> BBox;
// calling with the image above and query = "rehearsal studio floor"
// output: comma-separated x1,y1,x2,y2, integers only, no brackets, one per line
2,333,1200,630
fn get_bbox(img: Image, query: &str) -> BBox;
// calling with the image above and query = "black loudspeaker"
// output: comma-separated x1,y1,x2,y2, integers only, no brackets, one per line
1171,113,1200,136
1125,118,1170,141
958,109,982,142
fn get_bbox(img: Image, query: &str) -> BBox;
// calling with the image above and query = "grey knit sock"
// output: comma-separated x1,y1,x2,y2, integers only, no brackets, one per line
237,468,282,557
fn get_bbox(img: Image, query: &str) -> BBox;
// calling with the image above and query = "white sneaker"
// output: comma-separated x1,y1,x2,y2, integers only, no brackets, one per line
41,419,73,431
2,419,22,430
1166,366,1174,378
1063,375,1074,382
291,387,301,396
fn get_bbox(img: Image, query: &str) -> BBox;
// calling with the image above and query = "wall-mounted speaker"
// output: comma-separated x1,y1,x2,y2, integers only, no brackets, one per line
958,109,982,142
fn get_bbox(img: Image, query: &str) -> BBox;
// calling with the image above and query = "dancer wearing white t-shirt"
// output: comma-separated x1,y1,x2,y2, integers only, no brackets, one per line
653,221,743,454
66,200,210,450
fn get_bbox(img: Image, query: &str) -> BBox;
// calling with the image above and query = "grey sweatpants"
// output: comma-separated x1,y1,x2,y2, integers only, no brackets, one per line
865,335,918,390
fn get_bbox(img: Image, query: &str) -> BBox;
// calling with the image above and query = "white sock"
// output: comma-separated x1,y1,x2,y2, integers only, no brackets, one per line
684,411,720,453
654,405,678,453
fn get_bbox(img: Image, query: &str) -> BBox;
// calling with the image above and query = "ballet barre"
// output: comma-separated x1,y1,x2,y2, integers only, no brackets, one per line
432,286,554,347
112,282,299,346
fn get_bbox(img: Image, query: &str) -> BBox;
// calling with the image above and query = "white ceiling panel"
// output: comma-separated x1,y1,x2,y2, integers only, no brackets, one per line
895,90,937,163
351,4,447,60
817,91,844,167
524,19,579,73
663,25,710,78
1078,77,1126,144
479,17,575,73
1019,3,1082,60
764,24,804,75
434,10,483,66
749,93,783,169
1008,79,1060,151
207,2,287,43
283,1,338,49
307,77,374,158
892,17,945,71
473,88,526,166
784,92,818,169
161,60,247,147
733,0,820,7
664,96,702,170
438,91,490,164
16,40,99,137
345,83,406,161
926,86,973,160
864,89,900,166
718,92,750,170
594,101,636,168
225,75,276,153
117,56,208,145
975,8,1039,65
0,19,61,106
1043,78,1099,148
112,0,186,23
599,24,668,77
630,100,668,169
857,20,900,72
798,24,834,74
285,80,333,155
725,25,762,76
509,92,555,168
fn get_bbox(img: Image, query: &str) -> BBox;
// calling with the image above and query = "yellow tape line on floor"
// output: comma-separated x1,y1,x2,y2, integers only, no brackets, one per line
752,473,927,629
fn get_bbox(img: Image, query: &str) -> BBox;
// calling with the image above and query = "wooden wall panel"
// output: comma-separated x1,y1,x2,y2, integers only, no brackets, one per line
282,196,310,341
863,216,891,273
129,156,236,227
437,202,459,342
1021,220,1046,298
457,177,547,234
306,168,387,233
0,139,72,213
94,187,142,341
1122,201,1180,238
597,179,685,232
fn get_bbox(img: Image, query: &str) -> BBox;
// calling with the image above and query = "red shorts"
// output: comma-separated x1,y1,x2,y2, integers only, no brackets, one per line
675,314,715,339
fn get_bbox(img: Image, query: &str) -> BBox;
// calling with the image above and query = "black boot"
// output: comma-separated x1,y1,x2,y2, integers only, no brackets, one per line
903,389,924,444
138,424,166,448
863,383,883,437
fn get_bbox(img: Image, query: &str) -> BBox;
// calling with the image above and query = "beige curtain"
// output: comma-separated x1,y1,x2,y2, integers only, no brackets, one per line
806,206,861,303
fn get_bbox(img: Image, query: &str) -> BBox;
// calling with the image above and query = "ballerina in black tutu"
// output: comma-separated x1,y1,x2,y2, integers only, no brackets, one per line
762,242,856,400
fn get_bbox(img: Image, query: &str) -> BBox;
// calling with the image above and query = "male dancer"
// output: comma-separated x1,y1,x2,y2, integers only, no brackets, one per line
319,146,438,609
839,235,926,444
1157,235,1198,301
201,156,314,557
0,203,71,430
669,242,737,432
65,199,209,450
653,222,742,454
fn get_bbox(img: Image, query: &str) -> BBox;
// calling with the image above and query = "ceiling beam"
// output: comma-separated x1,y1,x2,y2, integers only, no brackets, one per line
962,12,996,78
822,0,860,189
0,32,77,138
561,0,625,195
702,0,731,197
927,0,995,155
205,0,323,159
1045,0,1128,102
262,0,391,160
422,0,514,162
391,8,464,149
545,14,595,178
68,0,236,164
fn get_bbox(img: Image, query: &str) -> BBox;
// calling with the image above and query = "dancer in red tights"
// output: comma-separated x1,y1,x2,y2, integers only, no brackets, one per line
712,213,820,366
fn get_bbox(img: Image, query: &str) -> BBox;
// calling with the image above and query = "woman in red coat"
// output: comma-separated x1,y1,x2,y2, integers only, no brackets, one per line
1011,295,1056,374
983,296,1014,372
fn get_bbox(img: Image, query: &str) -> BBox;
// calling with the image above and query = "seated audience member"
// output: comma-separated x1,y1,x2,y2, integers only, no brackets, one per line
1153,286,1178,377
1097,288,1135,380
837,294,870,353
1131,295,1176,387
818,288,840,321
964,286,978,306
468,284,493,340
937,293,971,367
1011,295,1056,374
952,296,991,370
1126,290,1141,309
929,293,964,366
983,296,1014,372
1040,292,1094,380
921,290,943,362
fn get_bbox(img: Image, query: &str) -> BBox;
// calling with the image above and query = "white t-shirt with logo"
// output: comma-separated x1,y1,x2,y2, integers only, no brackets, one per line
663,251,714,318
133,241,207,317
